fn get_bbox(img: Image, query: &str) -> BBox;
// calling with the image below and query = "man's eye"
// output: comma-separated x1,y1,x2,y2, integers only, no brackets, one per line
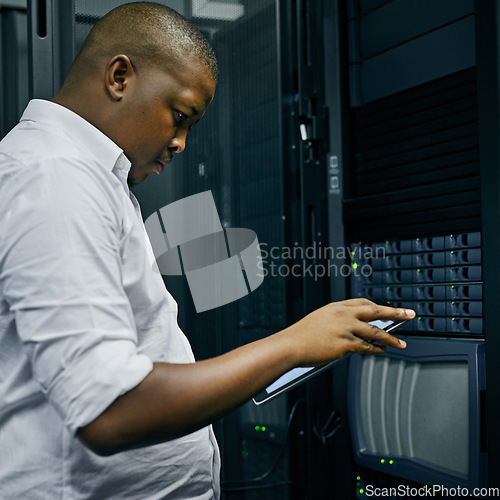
175,110,188,125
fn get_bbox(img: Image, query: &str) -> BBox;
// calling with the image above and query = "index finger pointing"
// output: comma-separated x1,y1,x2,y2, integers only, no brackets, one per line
355,302,415,323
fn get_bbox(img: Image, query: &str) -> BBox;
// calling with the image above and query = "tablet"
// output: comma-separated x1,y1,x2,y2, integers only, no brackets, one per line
252,318,406,405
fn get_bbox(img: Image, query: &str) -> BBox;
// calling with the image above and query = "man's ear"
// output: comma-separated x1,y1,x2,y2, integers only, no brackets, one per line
105,54,134,101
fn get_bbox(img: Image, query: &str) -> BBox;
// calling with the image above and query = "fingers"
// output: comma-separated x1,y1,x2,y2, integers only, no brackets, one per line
353,320,407,351
340,298,413,351
289,298,413,366
356,340,387,355
343,298,415,322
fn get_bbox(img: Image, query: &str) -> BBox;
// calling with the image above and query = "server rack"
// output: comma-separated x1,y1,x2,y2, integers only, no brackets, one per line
321,0,499,496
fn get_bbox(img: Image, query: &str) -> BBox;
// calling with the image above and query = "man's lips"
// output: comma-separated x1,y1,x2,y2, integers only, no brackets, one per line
155,159,170,175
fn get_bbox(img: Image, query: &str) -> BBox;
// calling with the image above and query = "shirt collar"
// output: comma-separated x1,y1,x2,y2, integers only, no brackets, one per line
112,154,133,195
20,99,131,177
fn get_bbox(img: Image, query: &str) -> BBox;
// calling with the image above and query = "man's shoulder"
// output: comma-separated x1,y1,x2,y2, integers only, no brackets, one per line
1,119,120,194
0,129,124,229
1,119,88,168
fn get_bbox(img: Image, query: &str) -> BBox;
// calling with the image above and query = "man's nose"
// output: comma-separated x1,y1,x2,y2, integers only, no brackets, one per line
168,132,186,153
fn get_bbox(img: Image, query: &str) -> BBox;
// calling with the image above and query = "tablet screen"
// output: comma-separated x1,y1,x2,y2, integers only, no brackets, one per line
252,318,405,404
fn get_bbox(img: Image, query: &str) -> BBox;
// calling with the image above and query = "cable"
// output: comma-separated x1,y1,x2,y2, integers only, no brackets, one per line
222,479,307,493
312,409,342,447
221,398,306,489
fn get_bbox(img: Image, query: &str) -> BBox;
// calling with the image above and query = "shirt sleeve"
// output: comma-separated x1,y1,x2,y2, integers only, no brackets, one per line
0,157,153,435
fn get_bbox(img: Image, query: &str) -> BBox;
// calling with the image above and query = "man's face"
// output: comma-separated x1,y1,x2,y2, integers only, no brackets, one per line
111,58,216,185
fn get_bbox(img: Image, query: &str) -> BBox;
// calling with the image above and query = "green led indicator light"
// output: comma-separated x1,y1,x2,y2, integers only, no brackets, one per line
451,285,455,288
381,459,385,464
452,301,455,305
262,426,266,432
255,426,260,431
353,263,358,269
417,268,421,272
387,301,391,304
389,460,394,464
360,489,364,495
357,476,361,481
242,450,248,457
452,317,455,321
351,251,355,256
386,241,389,245
450,235,454,238
418,316,422,320
387,286,390,290
451,251,454,254
416,238,420,241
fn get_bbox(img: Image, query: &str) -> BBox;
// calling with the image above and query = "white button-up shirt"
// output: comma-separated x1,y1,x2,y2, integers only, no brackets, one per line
0,100,220,499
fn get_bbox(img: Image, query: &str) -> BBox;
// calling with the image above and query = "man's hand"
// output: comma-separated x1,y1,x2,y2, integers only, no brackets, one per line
279,298,413,367
78,298,414,455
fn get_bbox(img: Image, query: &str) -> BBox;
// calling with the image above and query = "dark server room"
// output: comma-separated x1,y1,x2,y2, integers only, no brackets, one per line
0,0,499,498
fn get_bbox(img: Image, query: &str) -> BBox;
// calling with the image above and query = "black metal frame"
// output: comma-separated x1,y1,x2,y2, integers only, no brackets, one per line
1,5,28,137
475,0,500,485
28,0,74,99
279,1,351,498
1,8,19,136
322,3,355,499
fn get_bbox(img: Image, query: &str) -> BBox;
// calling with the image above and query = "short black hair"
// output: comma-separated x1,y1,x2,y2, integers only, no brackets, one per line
74,1,218,82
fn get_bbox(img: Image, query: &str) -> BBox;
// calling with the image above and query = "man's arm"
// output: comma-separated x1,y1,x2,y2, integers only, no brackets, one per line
78,299,413,455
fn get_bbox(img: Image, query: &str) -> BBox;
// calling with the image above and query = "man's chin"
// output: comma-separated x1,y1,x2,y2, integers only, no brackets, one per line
127,164,162,188
127,165,153,187
127,174,142,188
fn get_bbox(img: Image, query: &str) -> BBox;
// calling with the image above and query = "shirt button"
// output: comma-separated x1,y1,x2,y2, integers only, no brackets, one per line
116,157,127,169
